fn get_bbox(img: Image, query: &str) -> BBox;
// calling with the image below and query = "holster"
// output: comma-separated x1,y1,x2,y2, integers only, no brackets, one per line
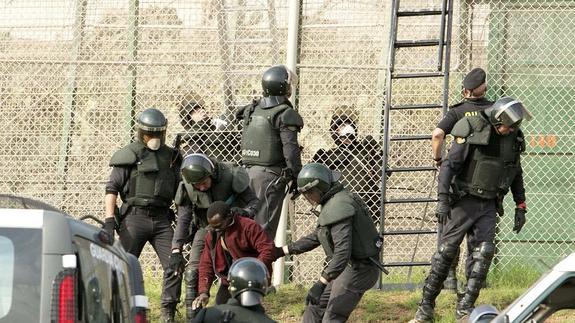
114,204,130,229
449,180,466,206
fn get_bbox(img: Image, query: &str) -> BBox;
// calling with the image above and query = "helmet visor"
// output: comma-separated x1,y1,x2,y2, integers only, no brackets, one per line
495,100,532,127
238,290,263,307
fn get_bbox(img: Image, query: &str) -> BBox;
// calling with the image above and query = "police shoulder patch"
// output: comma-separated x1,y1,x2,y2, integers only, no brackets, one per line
455,137,466,144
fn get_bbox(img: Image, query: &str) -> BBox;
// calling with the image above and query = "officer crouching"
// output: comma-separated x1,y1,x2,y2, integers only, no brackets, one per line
275,163,383,322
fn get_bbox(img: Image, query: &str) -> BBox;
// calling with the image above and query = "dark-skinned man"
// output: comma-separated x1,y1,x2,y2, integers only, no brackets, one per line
168,153,259,322
237,65,304,239
191,257,277,323
431,67,493,291
275,163,383,323
411,97,531,323
191,201,275,310
103,108,181,322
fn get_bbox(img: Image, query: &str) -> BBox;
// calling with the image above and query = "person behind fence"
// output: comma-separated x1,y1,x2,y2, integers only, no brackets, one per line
431,67,494,291
274,163,383,323
178,93,241,163
168,153,259,322
236,64,304,239
191,257,277,323
410,97,531,323
103,107,182,323
312,112,382,221
190,201,275,311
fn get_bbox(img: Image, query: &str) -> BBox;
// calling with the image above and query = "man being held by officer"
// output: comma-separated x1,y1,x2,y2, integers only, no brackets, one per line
191,201,276,310
411,97,531,323
236,65,304,239
275,163,383,323
192,257,277,323
103,108,181,322
168,153,259,322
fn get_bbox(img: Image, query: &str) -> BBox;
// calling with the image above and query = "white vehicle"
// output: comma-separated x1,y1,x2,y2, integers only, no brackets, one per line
470,253,575,323
0,195,148,323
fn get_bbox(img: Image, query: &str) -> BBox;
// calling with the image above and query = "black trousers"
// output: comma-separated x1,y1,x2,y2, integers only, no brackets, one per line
302,263,379,323
119,208,182,307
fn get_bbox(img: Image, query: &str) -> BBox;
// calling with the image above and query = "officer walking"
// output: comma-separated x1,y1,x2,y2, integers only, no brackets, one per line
191,257,277,323
275,163,382,322
168,153,259,322
431,67,493,291
411,97,531,323
103,108,181,322
237,65,304,239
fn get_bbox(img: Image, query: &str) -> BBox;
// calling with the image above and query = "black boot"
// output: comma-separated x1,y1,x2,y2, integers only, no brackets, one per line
160,303,177,323
443,246,460,291
412,243,459,323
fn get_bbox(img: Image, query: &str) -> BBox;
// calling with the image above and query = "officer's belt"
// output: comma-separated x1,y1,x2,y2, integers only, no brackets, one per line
130,205,170,217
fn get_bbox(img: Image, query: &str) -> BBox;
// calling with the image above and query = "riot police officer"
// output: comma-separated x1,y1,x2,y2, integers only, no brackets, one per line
191,257,277,323
103,108,181,322
411,97,531,323
431,67,493,291
275,163,382,322
168,153,259,322
237,65,304,239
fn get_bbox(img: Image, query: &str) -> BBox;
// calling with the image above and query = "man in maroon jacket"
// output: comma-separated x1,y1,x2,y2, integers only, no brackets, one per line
191,201,275,310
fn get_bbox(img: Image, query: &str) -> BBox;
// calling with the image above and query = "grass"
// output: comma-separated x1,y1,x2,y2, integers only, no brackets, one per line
142,267,572,322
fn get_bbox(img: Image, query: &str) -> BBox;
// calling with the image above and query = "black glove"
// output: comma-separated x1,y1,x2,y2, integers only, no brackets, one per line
513,207,527,233
496,195,505,216
273,246,285,260
103,217,116,240
436,194,451,224
306,280,327,305
230,207,253,218
168,252,185,276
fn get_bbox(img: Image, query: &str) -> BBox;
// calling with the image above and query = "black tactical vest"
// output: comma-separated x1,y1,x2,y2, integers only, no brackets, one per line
455,130,524,199
121,142,177,207
241,104,290,166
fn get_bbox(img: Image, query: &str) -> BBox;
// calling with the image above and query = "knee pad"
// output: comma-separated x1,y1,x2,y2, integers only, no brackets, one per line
474,241,495,260
432,242,459,273
470,242,495,281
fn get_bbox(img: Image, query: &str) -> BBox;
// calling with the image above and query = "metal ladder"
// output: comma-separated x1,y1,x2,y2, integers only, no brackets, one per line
379,0,454,289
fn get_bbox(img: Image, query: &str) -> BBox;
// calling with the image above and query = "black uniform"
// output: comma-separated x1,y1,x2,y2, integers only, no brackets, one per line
437,97,493,134
414,113,526,321
172,159,259,317
435,97,493,281
288,182,380,322
105,142,182,310
192,298,277,323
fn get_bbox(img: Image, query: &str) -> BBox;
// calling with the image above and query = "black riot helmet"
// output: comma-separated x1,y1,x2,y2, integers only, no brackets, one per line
227,257,269,307
181,153,215,184
136,108,168,143
486,97,532,128
297,163,341,195
261,65,298,97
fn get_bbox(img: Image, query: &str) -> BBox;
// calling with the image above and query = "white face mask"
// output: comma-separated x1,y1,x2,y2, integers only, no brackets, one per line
146,138,161,151
337,124,356,137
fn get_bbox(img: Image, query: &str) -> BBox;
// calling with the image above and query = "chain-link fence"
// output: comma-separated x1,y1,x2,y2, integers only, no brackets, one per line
1,0,574,286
